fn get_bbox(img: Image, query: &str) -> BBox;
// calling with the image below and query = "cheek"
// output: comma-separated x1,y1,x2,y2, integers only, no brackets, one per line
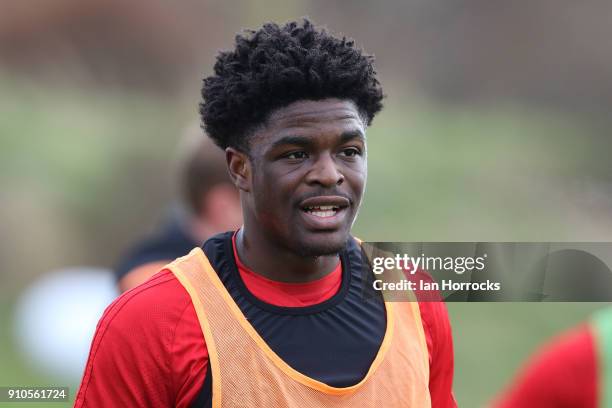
252,171,294,220
347,167,367,201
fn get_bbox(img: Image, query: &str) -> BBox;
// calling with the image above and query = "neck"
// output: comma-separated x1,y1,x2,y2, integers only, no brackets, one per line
236,227,340,283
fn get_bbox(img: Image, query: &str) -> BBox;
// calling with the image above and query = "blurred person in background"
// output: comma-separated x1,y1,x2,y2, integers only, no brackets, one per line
493,251,612,408
493,307,612,407
75,19,456,407
115,125,242,292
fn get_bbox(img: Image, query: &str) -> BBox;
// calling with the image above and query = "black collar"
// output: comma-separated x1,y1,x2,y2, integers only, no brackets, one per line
202,232,365,316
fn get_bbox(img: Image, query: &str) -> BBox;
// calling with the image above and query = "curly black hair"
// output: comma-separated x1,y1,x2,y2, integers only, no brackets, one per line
200,18,384,151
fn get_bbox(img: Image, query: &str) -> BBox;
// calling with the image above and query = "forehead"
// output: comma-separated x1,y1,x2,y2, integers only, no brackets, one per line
251,99,365,147
268,99,362,127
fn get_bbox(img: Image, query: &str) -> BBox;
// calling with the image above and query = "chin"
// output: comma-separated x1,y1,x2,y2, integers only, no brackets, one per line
294,232,350,257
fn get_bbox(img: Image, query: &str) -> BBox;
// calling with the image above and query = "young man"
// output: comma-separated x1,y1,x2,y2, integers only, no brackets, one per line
75,19,456,407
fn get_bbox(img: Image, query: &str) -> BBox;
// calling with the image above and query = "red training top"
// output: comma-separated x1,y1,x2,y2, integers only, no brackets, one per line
75,240,456,407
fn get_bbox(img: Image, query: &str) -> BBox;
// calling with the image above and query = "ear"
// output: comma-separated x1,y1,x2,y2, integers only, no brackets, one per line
225,147,251,192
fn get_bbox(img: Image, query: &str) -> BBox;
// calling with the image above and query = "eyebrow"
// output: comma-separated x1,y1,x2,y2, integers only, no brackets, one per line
270,130,365,150
339,130,365,144
270,135,313,150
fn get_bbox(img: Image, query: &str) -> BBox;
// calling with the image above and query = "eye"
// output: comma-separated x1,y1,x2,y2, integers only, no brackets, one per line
340,147,361,157
285,151,308,160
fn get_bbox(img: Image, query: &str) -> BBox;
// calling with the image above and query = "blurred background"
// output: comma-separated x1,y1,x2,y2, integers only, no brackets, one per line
1,1,612,406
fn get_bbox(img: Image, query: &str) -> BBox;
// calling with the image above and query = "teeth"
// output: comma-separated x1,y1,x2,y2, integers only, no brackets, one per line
303,205,339,217
305,205,338,211
311,210,336,217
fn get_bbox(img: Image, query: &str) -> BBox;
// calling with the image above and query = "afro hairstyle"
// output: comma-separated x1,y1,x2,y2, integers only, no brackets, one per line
199,18,384,152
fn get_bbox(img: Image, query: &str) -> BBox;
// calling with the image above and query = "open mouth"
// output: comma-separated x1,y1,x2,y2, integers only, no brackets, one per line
298,196,351,230
302,205,341,218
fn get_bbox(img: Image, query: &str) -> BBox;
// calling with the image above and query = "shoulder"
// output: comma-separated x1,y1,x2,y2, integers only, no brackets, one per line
105,269,193,326
75,269,205,407
90,269,197,367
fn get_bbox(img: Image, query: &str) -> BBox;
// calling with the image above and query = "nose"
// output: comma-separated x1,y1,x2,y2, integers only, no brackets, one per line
305,154,344,187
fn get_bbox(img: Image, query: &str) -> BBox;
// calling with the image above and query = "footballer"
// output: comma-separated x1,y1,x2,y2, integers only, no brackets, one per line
75,19,456,407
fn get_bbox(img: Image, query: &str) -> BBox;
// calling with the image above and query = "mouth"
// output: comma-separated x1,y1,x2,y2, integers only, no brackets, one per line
302,205,341,218
298,196,351,229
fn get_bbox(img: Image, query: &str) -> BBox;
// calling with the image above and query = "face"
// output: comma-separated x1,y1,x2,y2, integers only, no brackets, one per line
234,99,367,257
